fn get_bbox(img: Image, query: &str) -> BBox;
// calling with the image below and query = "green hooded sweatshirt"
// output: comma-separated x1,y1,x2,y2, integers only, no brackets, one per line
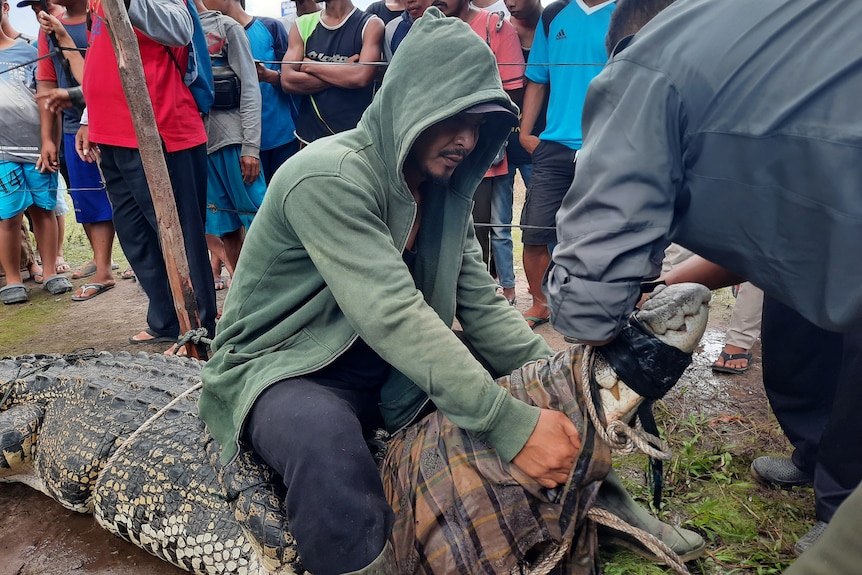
199,8,554,465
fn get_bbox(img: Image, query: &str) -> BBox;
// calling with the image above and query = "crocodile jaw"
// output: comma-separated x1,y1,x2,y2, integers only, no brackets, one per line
596,283,711,424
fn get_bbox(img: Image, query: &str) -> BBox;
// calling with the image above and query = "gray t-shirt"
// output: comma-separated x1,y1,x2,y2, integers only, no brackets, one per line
198,10,262,158
0,41,41,164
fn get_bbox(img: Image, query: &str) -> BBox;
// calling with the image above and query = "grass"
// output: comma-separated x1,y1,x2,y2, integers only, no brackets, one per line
603,405,814,574
58,191,129,272
0,192,128,352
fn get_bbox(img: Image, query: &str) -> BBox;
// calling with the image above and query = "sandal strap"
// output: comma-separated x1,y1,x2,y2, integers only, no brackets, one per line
718,351,751,361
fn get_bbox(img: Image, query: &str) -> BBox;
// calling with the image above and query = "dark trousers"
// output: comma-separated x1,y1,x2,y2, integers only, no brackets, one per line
245,378,394,575
761,296,862,521
472,177,493,266
260,139,300,186
99,144,217,338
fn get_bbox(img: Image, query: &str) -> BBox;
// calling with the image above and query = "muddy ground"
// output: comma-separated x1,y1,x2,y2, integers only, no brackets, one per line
0,267,773,575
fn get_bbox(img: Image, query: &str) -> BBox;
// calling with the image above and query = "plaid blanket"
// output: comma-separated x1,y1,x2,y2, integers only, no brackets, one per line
381,347,612,575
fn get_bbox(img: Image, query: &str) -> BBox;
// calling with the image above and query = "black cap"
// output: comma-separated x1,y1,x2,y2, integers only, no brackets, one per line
463,101,519,128
16,0,42,6
463,101,516,117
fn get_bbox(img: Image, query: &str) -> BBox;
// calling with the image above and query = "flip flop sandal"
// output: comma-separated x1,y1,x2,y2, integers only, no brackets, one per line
121,268,137,281
129,328,177,345
524,316,550,330
72,261,97,280
0,283,28,305
43,274,73,295
711,350,752,374
55,258,71,273
71,282,115,301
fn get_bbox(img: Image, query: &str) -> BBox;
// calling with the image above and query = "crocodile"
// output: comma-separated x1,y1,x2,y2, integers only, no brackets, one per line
0,282,710,575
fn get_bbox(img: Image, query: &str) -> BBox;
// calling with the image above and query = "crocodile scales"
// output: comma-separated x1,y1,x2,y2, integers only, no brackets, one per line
0,352,301,575
0,283,711,575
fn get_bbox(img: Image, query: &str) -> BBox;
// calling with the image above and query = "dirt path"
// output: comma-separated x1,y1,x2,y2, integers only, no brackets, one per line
0,271,771,575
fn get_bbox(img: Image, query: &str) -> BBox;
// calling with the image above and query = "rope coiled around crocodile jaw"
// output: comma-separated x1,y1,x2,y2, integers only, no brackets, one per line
579,344,690,575
580,345,672,460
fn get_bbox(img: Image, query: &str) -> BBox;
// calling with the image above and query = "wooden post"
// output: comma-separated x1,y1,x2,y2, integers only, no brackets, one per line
99,0,207,359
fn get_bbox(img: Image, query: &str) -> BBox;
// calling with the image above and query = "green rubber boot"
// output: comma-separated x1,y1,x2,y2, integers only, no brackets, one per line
342,542,398,575
595,469,706,563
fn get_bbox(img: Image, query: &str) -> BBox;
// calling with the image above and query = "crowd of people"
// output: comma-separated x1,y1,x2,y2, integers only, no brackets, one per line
1,0,603,338
2,0,860,572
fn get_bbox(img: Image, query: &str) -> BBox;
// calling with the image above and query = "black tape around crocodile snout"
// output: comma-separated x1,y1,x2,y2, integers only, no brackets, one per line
596,315,692,400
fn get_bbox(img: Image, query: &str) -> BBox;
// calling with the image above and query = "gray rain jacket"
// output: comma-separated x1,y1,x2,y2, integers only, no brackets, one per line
548,0,862,342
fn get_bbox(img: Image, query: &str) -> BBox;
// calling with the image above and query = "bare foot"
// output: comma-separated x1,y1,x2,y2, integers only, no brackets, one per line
55,256,71,273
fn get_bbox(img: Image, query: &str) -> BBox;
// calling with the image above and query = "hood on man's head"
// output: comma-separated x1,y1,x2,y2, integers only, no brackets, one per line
359,7,520,196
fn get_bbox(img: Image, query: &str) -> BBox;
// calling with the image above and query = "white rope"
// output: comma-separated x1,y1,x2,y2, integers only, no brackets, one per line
509,539,570,575
587,507,691,575
580,345,672,460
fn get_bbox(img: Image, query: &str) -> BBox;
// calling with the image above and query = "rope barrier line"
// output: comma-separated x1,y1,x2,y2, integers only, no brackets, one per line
0,49,63,76
272,59,605,67
6,187,106,194
6,190,557,231
1,51,603,77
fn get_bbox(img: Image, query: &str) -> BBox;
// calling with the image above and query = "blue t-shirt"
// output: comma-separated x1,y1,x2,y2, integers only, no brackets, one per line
245,17,296,151
526,0,614,150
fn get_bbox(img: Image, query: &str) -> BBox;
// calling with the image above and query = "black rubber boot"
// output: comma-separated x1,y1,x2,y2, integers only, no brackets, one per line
595,469,706,563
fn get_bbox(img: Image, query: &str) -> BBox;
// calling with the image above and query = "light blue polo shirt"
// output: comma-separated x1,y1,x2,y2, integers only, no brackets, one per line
526,0,615,150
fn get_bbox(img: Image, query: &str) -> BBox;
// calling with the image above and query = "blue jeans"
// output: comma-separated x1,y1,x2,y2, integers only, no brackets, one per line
490,162,532,289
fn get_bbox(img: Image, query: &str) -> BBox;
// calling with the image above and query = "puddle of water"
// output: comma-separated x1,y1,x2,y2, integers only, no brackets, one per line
696,327,726,364
664,327,737,417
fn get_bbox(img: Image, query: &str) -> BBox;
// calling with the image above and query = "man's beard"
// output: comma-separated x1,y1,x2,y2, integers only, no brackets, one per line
420,167,453,187
422,149,467,186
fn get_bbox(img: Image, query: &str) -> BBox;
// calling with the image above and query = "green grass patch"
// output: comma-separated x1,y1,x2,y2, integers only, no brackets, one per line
605,407,813,574
0,292,72,354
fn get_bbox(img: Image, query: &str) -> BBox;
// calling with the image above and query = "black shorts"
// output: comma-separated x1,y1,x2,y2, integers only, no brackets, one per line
519,140,577,246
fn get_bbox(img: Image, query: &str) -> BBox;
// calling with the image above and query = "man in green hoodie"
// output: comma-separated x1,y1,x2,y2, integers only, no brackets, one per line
201,10,576,574
199,8,700,575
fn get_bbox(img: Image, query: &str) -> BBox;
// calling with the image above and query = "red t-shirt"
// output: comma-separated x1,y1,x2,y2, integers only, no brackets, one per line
36,31,56,82
82,1,206,152
470,10,525,177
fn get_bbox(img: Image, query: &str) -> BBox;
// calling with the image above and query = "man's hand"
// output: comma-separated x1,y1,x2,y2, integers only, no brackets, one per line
75,125,99,163
519,133,540,155
255,62,279,86
36,87,73,114
38,11,69,41
240,156,260,184
511,409,581,488
37,140,59,173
